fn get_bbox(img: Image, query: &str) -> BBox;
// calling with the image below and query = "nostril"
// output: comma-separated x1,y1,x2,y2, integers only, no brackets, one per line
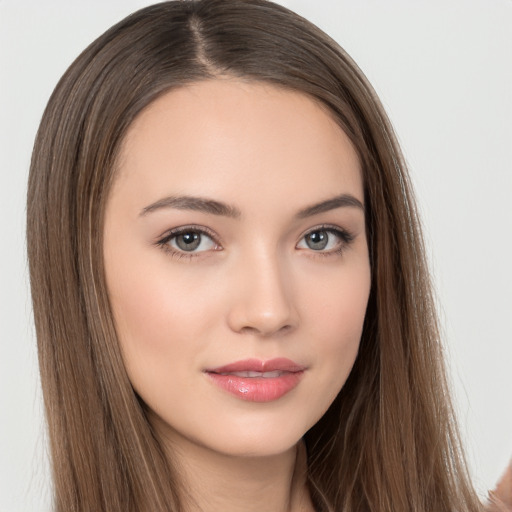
239,323,293,337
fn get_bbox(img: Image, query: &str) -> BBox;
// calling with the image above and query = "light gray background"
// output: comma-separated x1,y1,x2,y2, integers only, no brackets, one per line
1,1,511,510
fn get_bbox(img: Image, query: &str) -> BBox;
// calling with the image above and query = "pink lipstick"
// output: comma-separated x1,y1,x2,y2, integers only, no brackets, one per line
204,358,305,402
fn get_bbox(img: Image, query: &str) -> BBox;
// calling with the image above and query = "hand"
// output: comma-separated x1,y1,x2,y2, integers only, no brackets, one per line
486,461,512,512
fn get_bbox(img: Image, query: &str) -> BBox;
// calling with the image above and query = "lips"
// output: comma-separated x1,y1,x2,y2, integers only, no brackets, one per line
204,358,305,402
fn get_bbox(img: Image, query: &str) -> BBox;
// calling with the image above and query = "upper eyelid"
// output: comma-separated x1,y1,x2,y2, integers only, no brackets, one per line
156,225,221,245
299,223,352,238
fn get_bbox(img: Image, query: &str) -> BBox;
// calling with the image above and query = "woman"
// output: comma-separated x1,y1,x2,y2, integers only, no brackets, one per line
26,1,502,510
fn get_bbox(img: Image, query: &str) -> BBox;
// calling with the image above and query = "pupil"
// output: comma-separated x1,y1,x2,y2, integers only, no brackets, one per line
307,230,328,250
177,232,200,251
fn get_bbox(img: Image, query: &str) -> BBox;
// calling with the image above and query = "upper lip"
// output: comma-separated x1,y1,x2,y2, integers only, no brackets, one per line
206,358,305,374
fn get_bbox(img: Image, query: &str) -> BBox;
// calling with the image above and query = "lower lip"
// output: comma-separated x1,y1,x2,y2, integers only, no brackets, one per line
205,371,304,402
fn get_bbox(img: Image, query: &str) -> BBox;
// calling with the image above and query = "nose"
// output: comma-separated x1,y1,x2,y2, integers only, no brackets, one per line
226,253,298,337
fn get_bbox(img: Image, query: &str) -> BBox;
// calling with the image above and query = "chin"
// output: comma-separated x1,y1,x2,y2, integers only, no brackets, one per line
151,403,319,460
193,425,306,459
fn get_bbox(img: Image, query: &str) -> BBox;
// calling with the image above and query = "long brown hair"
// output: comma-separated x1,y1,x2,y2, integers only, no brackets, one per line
27,1,483,510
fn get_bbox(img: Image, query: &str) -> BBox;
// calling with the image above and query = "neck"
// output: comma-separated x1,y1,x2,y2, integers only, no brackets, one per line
162,435,313,512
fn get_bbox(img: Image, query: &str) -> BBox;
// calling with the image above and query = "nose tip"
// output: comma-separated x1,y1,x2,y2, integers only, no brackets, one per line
226,259,298,337
228,302,296,338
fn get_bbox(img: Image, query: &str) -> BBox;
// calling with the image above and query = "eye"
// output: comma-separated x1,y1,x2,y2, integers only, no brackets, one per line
157,227,219,255
296,227,353,253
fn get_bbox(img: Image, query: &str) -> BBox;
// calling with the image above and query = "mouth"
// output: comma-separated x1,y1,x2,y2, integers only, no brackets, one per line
204,358,306,402
216,370,288,378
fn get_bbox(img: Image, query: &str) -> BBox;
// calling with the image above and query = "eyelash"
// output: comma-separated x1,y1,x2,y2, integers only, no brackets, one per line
155,224,355,260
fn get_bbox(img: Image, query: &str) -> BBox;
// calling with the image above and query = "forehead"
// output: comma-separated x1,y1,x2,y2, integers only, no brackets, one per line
114,79,363,214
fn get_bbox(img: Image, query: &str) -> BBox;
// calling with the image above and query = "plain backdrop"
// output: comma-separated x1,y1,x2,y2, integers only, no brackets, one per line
1,1,511,510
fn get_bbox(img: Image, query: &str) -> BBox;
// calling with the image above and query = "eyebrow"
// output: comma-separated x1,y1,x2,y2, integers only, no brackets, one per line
296,194,364,218
140,193,364,218
140,195,242,218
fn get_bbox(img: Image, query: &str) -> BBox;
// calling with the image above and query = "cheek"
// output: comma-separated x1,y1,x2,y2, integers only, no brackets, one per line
302,254,370,341
300,261,370,404
323,276,369,353
108,247,217,337
104,254,220,397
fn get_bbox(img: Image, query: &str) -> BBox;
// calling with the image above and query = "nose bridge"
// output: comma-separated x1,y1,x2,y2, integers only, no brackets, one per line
227,246,297,336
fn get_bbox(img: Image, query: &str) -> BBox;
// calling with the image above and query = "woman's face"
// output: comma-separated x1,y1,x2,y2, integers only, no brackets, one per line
104,80,371,458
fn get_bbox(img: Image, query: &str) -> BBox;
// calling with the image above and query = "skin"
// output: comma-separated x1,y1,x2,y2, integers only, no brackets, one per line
487,461,512,511
104,79,371,511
